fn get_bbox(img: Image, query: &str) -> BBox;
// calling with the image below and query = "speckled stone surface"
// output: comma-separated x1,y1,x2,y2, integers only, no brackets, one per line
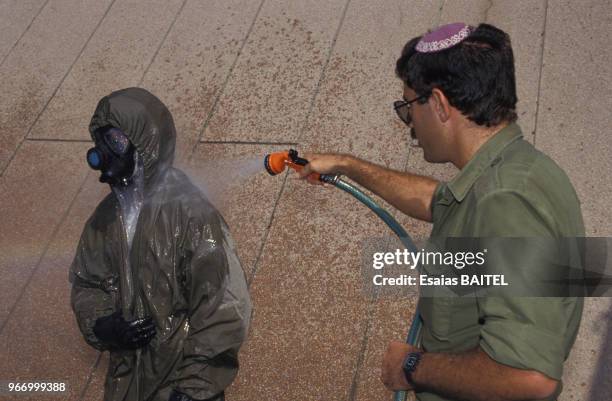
141,0,264,161
0,0,113,174
0,172,105,400
299,0,436,159
28,0,185,141
534,0,612,238
0,0,47,62
202,0,348,144
436,0,490,26
229,177,386,401
80,353,108,401
0,141,89,327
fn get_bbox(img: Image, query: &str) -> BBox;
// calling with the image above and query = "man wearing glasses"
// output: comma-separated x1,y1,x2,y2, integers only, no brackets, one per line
299,23,584,401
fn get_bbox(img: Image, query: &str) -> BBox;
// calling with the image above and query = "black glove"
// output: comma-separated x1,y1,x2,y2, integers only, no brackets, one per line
168,390,194,401
93,311,156,350
169,389,225,401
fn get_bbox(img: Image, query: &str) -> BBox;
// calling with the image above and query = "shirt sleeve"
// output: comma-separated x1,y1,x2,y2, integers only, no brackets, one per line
430,182,450,224
471,189,582,380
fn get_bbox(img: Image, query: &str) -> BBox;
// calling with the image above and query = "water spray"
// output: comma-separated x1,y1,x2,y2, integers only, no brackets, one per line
264,149,422,401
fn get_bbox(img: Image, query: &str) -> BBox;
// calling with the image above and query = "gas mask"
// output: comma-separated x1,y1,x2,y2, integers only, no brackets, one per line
87,125,136,186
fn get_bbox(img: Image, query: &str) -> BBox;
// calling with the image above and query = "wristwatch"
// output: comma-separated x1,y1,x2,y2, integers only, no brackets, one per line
402,351,423,384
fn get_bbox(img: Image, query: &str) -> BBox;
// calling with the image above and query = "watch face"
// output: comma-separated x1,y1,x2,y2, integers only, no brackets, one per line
403,351,422,380
405,354,419,370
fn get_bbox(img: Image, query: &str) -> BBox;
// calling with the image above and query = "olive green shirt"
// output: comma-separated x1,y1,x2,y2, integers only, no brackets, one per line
416,123,585,401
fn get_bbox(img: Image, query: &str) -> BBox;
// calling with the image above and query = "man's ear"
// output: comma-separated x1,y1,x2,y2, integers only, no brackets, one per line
431,88,451,123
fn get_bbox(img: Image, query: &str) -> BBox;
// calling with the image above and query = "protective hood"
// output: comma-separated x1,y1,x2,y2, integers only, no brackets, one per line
89,87,176,187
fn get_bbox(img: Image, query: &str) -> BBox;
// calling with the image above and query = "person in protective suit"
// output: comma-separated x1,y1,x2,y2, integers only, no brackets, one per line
70,87,251,401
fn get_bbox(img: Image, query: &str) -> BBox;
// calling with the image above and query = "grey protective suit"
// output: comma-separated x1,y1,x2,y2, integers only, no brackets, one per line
70,88,251,401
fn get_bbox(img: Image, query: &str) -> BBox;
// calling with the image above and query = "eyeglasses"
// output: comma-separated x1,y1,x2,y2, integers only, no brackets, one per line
393,95,427,126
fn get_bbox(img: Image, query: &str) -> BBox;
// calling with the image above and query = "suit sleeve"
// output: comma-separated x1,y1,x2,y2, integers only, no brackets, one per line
69,226,117,351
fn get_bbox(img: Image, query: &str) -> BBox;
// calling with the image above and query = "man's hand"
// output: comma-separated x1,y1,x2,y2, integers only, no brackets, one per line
93,311,156,350
382,344,560,401
381,340,421,391
298,153,350,181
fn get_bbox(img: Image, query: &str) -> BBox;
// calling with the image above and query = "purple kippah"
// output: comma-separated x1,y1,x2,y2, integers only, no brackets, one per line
415,22,474,53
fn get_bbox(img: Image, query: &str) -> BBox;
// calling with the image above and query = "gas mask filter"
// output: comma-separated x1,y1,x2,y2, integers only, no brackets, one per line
87,126,136,186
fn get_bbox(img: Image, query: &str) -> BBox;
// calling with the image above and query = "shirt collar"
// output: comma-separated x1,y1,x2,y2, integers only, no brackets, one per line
447,123,523,202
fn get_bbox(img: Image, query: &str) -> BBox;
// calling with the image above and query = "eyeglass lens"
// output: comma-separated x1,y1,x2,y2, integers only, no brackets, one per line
393,100,411,125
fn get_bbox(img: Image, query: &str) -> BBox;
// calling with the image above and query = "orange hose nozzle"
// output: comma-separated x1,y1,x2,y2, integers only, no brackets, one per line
264,151,290,175
264,149,321,183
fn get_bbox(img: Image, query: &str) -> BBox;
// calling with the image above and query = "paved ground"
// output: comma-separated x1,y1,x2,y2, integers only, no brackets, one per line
0,0,610,400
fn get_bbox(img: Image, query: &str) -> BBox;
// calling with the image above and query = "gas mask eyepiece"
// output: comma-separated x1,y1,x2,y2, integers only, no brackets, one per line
87,126,136,186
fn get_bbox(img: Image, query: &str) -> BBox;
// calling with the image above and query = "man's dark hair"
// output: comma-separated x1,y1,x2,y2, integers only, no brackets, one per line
396,23,517,127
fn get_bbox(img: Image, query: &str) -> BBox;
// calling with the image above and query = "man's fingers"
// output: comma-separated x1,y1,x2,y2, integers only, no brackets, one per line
299,164,312,177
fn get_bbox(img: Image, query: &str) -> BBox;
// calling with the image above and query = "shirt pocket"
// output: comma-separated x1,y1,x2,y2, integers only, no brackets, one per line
422,296,479,342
